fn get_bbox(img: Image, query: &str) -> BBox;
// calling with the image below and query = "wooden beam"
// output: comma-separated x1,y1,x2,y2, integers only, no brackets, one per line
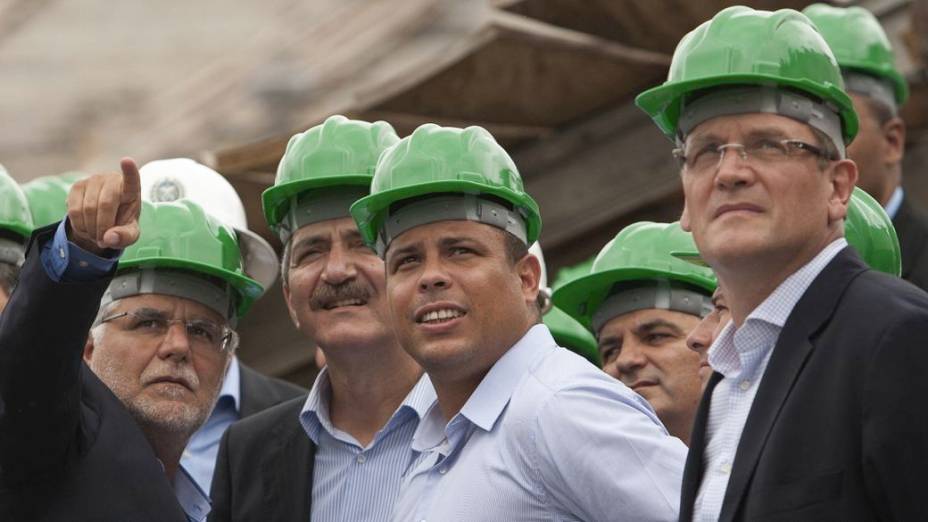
490,10,672,67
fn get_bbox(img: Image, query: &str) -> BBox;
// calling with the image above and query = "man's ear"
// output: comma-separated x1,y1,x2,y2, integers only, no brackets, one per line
517,251,542,306
680,200,692,232
282,284,300,329
882,116,906,166
827,159,858,224
83,334,95,364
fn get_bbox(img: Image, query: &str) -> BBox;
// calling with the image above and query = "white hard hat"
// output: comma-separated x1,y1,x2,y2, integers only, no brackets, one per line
529,241,552,313
139,158,279,293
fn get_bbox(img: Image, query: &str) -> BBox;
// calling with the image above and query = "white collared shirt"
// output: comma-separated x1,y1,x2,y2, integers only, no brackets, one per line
694,238,848,521
391,324,687,522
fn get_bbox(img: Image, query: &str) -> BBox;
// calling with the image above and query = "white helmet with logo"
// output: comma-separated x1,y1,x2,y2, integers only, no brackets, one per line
139,158,279,294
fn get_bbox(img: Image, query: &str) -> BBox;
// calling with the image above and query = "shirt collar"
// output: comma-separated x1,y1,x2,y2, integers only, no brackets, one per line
218,356,241,413
884,186,904,220
299,367,437,445
174,465,211,522
459,323,555,432
708,238,847,376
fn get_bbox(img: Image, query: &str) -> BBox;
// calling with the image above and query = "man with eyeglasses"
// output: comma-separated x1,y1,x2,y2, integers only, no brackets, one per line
637,6,928,521
0,159,262,522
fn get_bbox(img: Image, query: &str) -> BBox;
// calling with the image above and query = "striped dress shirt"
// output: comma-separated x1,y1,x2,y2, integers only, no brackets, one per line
694,239,847,521
391,324,687,522
300,369,436,522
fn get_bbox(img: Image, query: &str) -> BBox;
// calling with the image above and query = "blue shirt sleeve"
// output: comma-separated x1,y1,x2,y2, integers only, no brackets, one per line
40,219,121,283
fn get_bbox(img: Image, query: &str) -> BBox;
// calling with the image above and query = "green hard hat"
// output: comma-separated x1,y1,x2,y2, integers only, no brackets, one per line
846,187,901,276
636,6,858,146
262,115,400,242
0,165,34,241
803,4,908,105
552,222,716,333
117,200,263,319
21,172,87,228
551,256,595,292
351,124,541,255
544,306,601,366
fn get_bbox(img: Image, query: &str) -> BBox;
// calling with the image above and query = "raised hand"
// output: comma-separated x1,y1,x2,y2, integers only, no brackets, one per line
66,158,142,255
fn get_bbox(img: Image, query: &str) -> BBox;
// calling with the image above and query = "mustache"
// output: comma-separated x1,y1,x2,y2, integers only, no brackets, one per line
141,362,199,391
309,280,373,311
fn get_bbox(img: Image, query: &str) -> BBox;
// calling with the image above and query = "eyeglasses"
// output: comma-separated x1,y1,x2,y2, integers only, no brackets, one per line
672,138,834,174
99,310,239,353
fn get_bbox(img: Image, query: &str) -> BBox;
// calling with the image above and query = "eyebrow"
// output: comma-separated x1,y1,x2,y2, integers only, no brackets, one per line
633,318,685,337
687,126,793,146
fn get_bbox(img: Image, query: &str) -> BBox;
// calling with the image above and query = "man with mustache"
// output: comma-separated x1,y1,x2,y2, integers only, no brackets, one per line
0,165,34,313
553,221,716,446
350,123,687,521
209,116,433,522
0,159,262,521
636,6,928,520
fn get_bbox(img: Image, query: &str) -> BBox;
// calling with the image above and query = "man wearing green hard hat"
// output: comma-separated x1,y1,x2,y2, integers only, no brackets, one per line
351,123,686,521
637,6,928,520
553,221,716,446
803,4,928,289
209,115,432,522
0,165,34,312
0,160,261,521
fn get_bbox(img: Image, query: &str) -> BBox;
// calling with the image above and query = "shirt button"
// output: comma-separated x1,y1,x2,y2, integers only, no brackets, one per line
58,247,66,259
720,462,732,474
356,454,366,464
438,467,448,475
739,380,751,391
78,260,89,268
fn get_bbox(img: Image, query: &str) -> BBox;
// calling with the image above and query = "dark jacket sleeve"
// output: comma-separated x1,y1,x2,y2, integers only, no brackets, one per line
207,427,234,522
862,307,928,520
0,226,113,485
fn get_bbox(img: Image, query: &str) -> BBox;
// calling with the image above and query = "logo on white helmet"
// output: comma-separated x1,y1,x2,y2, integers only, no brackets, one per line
149,177,185,203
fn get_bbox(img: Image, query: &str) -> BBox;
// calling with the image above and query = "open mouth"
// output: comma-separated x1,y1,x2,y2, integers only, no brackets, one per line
323,298,367,310
416,307,466,324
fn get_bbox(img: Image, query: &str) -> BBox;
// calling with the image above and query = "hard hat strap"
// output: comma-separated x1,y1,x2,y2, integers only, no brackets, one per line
98,268,236,327
592,279,712,336
842,70,897,115
0,238,24,267
376,194,529,258
278,186,369,243
678,86,846,158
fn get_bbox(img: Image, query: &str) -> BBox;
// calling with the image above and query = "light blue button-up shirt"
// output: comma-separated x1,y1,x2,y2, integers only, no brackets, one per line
301,368,436,522
885,186,904,220
181,356,242,493
391,324,688,522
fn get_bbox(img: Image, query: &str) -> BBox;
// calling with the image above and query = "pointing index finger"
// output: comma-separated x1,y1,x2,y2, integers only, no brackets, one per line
120,157,141,203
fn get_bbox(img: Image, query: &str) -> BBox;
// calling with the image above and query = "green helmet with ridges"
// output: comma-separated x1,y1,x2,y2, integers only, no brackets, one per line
845,187,901,276
544,306,601,366
351,123,541,256
263,115,400,243
803,4,908,106
21,172,87,228
552,222,716,334
0,165,34,241
115,200,263,320
636,6,858,150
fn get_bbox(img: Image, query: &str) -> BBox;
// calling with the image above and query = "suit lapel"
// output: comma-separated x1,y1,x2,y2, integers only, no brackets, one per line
262,416,317,521
718,249,867,521
680,371,723,521
893,199,928,281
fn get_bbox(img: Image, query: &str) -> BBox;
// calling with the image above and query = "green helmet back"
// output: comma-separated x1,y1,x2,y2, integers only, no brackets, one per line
636,6,858,149
803,4,908,106
552,222,716,333
114,200,263,320
350,124,541,256
263,115,400,242
543,306,601,366
846,187,901,276
21,172,87,228
551,256,595,292
0,165,34,241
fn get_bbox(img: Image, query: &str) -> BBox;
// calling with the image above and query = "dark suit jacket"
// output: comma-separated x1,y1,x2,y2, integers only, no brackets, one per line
893,197,928,291
208,396,315,522
237,363,306,418
0,226,188,522
680,247,928,521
